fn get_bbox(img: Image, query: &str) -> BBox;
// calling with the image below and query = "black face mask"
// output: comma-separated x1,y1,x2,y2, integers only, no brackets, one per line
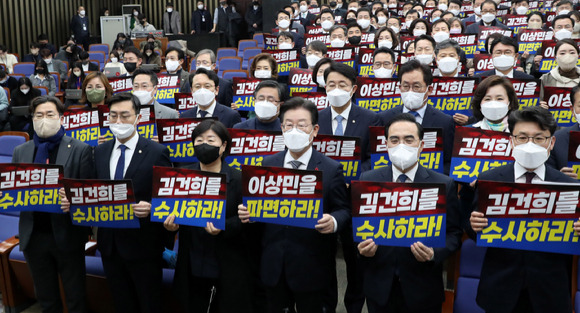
360,0,368,5
348,36,361,45
124,62,137,73
194,143,221,164
346,18,356,24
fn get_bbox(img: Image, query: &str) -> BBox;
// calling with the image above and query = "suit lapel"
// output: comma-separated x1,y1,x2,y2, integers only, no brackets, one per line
55,136,73,168
21,141,35,163
344,104,360,136
319,108,332,134
414,165,430,183
125,137,149,179
422,105,434,127
99,140,115,179
379,165,394,182
307,150,323,170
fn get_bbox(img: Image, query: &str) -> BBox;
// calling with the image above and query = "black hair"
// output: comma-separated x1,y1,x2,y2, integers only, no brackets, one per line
485,32,504,53
18,77,33,89
320,8,335,18
191,119,231,160
552,14,575,27
508,106,557,136
307,40,328,54
449,0,462,8
481,0,498,10
132,68,159,86
0,68,6,79
107,92,141,114
279,97,319,125
312,58,335,86
165,46,185,60
190,68,220,87
34,59,49,76
0,44,6,52
373,47,396,63
555,38,580,54
124,46,143,59
37,33,49,41
323,62,357,86
30,95,65,115
513,0,529,5
277,10,292,19
398,59,433,86
79,50,90,60
527,11,545,23
254,80,285,102
490,35,519,54
413,34,436,51
278,31,296,42
356,7,372,17
571,84,580,106
385,113,425,140
30,42,40,49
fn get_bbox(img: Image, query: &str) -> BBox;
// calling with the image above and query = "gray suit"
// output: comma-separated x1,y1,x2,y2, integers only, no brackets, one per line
153,99,179,119
47,59,68,83
163,10,182,34
12,135,94,312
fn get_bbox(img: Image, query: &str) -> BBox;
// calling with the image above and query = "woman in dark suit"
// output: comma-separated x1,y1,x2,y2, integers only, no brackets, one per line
163,119,256,313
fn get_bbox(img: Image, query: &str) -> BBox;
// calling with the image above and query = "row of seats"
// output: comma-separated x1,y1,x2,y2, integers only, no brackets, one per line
0,131,29,163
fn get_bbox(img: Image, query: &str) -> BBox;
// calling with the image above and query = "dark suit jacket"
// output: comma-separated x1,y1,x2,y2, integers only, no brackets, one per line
547,123,578,172
233,117,281,131
377,104,455,175
245,5,263,32
465,19,510,34
358,164,462,309
191,9,213,34
474,69,535,79
256,149,350,292
472,163,575,312
86,62,99,72
218,77,234,107
95,136,172,261
12,136,94,252
180,101,241,128
318,103,381,171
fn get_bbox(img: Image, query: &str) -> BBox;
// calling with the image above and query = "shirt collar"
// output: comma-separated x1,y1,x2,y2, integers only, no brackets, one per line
495,69,514,78
402,102,428,118
113,131,139,151
284,146,313,168
330,101,352,121
199,100,217,115
392,162,419,182
514,162,546,182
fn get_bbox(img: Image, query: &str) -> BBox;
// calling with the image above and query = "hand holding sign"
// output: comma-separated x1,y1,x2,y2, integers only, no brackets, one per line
315,214,335,234
163,214,180,231
238,204,250,223
410,242,434,262
205,222,221,235
357,239,378,257
132,201,151,218
560,167,577,179
470,211,488,232
59,187,70,213
575,218,580,235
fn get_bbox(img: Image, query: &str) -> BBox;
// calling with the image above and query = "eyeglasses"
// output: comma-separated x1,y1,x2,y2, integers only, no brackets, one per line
108,113,136,122
512,134,551,145
373,61,393,68
399,83,427,92
282,123,311,131
195,60,212,66
256,96,281,103
492,50,515,57
388,136,418,145
33,113,59,120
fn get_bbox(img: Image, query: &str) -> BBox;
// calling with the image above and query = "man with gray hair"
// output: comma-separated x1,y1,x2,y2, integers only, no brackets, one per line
329,25,348,48
194,49,233,107
434,39,463,78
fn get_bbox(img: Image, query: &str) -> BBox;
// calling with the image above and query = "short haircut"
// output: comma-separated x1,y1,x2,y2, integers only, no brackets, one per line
405,9,420,18
557,0,573,8
277,10,291,19
277,31,295,42
449,0,462,7
398,59,433,86
485,32,504,53
197,49,217,64
79,50,90,60
37,33,49,41
312,58,335,86
346,23,363,33
107,92,141,114
254,80,285,102
472,76,519,120
373,47,396,63
0,44,6,52
555,38,580,54
81,72,113,104
508,106,557,136
356,7,372,17
323,62,357,86
279,97,319,125
124,46,143,59
249,53,278,79
329,25,348,37
319,8,335,18
190,119,231,160
0,68,6,79
513,0,529,5
481,0,497,10
552,15,575,27
40,48,52,58
412,3,425,9
490,35,519,54
571,84,580,106
431,19,450,31
307,40,328,54
30,95,65,116
385,113,425,140
410,18,432,34
435,39,462,56
388,17,401,26
413,34,436,51
165,47,185,60
447,17,464,31
190,68,219,87
132,68,158,87
30,42,40,49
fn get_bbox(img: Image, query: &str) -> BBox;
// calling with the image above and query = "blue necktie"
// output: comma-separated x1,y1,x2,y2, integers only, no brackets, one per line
335,115,344,136
397,174,408,183
290,160,302,169
114,145,127,180
409,110,420,119
199,110,208,118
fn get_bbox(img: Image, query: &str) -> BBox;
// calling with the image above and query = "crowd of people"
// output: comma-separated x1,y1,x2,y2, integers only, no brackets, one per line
2,0,580,313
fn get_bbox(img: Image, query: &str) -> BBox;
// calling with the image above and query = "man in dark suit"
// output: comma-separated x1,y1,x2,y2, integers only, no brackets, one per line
238,98,351,313
547,85,580,179
192,49,234,107
190,0,213,34
94,92,172,313
357,113,462,313
470,106,580,313
12,95,94,313
378,60,455,175
465,0,510,34
245,1,263,37
298,0,317,26
79,51,99,72
181,68,241,128
69,5,90,50
273,10,305,49
474,36,535,79
233,80,283,131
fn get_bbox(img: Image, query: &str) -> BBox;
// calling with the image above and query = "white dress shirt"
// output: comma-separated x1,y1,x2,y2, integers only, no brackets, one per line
197,100,216,118
392,162,420,182
402,103,428,124
109,133,139,179
494,69,514,78
514,162,546,183
331,103,352,135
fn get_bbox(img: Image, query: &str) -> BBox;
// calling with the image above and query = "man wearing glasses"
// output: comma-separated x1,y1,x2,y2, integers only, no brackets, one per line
470,106,580,312
193,49,234,107
131,68,179,119
475,36,534,79
233,80,284,130
93,92,172,313
465,0,509,34
378,60,455,175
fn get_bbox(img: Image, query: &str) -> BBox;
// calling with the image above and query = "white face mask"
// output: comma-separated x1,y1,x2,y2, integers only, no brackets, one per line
193,88,216,106
433,31,450,43
110,57,118,63
198,4,204,9
512,141,550,170
279,42,293,50
254,101,278,120
278,19,291,29
110,118,138,140
44,58,52,64
300,5,308,12
482,13,495,23
450,28,462,34
415,54,433,65
493,55,515,71
449,9,460,16
474,7,481,15
197,65,213,71
378,40,393,49
166,60,180,72
481,100,509,121
389,3,397,8
515,6,528,15
401,91,427,110
554,29,573,40
438,3,448,10
390,26,400,34
133,90,154,105
357,19,371,29
321,20,334,30
374,67,393,78
557,54,579,71
330,38,346,47
134,11,139,16
167,8,173,13
80,10,86,16
558,9,570,16
317,75,326,87
413,29,427,36
21,88,30,94
283,127,313,152
388,143,420,171
377,16,387,25
73,71,82,77
254,70,272,78
33,118,61,138
327,88,352,107
437,57,459,74
306,54,322,68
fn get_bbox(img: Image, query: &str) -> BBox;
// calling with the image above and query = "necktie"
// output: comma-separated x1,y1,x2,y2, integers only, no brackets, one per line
524,172,535,184
199,110,208,118
335,115,344,136
290,160,302,169
409,110,420,119
114,145,127,180
397,174,408,183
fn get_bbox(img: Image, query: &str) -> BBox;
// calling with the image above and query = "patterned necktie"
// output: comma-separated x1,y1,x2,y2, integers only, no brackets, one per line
114,145,127,180
290,160,302,169
397,174,408,183
524,172,535,184
335,115,344,136
199,110,208,118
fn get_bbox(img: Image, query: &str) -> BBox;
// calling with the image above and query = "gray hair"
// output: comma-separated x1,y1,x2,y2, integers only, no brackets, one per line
329,25,347,36
435,39,462,56
196,49,216,64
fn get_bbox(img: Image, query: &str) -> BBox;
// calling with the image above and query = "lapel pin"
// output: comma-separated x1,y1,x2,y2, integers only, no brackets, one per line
352,120,356,123
139,150,142,154
68,144,71,148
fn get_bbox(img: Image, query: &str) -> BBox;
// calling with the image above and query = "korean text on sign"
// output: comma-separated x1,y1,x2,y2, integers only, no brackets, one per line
225,129,285,170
